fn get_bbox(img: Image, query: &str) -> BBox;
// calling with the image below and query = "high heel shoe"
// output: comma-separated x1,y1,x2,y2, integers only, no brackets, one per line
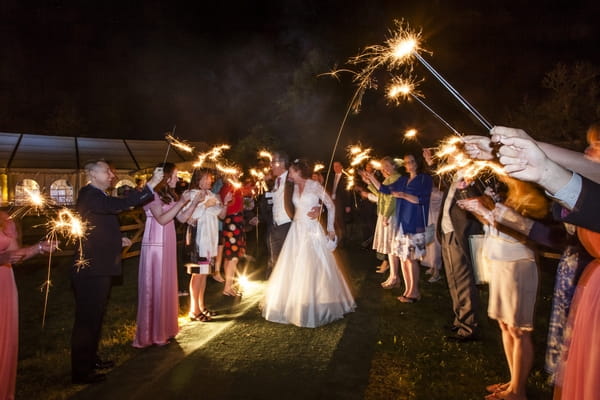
381,279,400,289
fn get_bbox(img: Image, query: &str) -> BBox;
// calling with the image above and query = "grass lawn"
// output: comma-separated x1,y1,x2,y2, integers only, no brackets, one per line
12,219,555,399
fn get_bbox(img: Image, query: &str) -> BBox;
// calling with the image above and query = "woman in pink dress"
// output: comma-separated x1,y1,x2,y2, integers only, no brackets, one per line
133,163,193,348
554,227,600,399
0,211,55,399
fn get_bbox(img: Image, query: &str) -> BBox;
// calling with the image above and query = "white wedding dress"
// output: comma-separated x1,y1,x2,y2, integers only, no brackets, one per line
263,179,356,328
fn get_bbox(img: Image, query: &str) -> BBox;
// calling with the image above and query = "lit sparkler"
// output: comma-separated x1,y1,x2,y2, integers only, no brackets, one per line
10,188,53,219
434,135,506,181
387,76,460,135
380,22,492,130
193,144,231,169
258,150,273,162
347,144,373,167
313,163,325,172
165,133,194,154
41,208,89,328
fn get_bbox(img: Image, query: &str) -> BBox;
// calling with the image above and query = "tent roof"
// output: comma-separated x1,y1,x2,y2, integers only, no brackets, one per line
0,132,205,172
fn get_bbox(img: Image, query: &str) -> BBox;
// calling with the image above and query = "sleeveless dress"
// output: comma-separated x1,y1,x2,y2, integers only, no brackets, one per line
262,179,356,328
0,213,18,399
133,194,179,347
554,227,600,399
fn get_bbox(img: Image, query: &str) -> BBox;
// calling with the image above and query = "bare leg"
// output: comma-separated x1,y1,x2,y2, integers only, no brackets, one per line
504,326,533,399
213,245,225,282
189,274,201,316
223,257,240,295
382,255,400,288
196,274,207,312
401,259,421,299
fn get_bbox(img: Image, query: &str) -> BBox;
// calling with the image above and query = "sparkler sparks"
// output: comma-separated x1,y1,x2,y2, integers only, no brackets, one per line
165,134,194,154
313,163,325,172
434,135,506,181
258,150,273,162
347,144,373,167
193,144,231,168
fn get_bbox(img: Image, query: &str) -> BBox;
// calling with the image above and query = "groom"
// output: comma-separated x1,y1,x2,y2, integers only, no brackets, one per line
264,151,295,278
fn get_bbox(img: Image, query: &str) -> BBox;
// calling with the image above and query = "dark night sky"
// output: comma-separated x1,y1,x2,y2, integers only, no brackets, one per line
1,0,599,161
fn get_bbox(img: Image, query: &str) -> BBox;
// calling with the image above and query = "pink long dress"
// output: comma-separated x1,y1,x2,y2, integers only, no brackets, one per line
554,227,600,399
0,214,18,399
133,194,179,348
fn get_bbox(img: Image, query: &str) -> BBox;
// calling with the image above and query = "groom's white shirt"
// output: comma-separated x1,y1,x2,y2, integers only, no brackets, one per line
272,170,292,226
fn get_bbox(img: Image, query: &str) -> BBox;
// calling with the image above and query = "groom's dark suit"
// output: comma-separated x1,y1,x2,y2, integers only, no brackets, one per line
71,184,153,381
262,172,295,278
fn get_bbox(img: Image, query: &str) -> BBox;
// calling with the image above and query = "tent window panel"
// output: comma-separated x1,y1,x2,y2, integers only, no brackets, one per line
14,179,41,206
50,179,74,205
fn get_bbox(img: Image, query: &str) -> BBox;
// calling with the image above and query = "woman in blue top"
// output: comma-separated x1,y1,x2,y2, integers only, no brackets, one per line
366,154,432,303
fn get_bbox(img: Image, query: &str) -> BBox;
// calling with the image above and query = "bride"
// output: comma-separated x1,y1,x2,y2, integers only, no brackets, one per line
262,159,356,328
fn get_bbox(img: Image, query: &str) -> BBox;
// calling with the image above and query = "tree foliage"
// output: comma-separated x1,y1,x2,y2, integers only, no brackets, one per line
507,62,600,149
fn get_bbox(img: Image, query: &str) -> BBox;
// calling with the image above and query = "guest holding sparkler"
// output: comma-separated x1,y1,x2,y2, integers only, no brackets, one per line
436,153,484,342
71,160,162,384
465,125,600,399
133,163,194,348
358,157,401,281
0,212,55,399
362,154,432,302
220,178,246,296
177,168,229,321
457,178,548,400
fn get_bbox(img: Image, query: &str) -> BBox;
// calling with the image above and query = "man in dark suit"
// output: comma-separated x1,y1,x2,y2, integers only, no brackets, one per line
71,160,162,384
326,161,352,247
263,151,295,279
438,172,484,342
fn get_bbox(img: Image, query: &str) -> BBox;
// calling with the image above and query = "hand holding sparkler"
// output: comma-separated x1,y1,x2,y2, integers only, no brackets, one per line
462,135,495,160
147,167,164,190
493,136,572,194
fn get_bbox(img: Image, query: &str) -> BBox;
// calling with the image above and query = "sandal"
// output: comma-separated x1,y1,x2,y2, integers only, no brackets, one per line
485,383,509,393
397,295,420,303
202,309,217,317
381,279,400,289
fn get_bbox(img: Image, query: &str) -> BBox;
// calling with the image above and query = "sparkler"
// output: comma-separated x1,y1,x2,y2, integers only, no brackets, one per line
258,150,273,162
347,144,373,167
313,163,325,172
387,77,460,135
434,135,506,181
381,22,492,130
162,126,177,165
41,208,89,328
9,187,53,219
165,133,194,154
193,144,232,169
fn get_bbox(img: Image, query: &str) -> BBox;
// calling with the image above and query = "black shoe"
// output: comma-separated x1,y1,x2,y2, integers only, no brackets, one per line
72,372,106,384
94,359,115,370
445,324,460,333
444,334,479,343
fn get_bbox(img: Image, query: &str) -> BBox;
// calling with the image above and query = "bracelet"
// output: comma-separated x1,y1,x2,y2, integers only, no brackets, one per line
38,242,43,254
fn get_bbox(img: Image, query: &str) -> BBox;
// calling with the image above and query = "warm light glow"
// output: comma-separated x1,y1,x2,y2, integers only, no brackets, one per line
370,160,382,169
434,135,507,180
216,163,240,177
405,129,417,139
165,134,194,153
258,150,273,161
313,163,325,172
390,37,417,61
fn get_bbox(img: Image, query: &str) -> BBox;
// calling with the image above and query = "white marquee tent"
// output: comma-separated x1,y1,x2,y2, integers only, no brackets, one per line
0,132,207,205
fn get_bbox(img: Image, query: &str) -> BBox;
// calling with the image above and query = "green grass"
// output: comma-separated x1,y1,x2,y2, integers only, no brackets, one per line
12,228,555,399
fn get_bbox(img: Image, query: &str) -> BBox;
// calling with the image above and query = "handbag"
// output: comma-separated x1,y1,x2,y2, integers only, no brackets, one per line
468,234,488,284
421,205,435,245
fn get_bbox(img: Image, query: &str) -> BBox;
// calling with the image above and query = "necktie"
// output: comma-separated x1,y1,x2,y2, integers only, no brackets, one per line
275,176,281,191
